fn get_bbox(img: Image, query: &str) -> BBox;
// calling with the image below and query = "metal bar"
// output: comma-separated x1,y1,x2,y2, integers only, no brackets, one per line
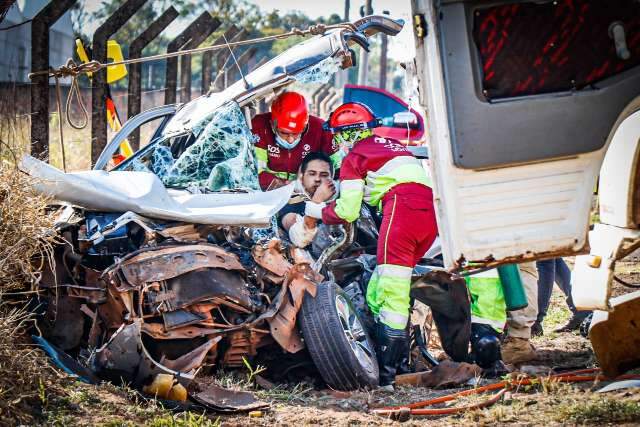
201,25,240,94
127,6,178,151
179,15,220,103
30,0,76,161
91,0,147,167
225,46,257,84
379,33,388,90
357,0,373,86
212,29,248,92
164,12,215,105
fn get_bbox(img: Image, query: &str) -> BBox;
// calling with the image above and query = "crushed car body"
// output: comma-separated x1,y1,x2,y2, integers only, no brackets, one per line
22,16,441,401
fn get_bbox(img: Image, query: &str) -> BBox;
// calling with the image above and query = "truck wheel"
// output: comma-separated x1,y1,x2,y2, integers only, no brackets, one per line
299,282,379,390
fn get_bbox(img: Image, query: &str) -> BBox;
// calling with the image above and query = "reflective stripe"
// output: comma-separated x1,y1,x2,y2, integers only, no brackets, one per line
373,156,423,177
471,315,505,332
334,180,364,223
264,168,295,180
340,179,364,192
466,269,507,329
255,147,268,162
379,310,409,330
377,264,413,280
364,156,431,206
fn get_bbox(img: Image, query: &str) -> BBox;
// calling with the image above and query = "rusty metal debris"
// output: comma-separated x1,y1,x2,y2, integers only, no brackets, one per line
192,384,269,413
37,202,339,407
589,290,640,378
395,360,482,388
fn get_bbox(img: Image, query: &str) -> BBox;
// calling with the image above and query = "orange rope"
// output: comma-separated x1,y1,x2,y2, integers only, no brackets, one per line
372,368,640,418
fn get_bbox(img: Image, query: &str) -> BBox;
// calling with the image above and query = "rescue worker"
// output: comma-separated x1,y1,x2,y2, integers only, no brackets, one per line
467,264,539,367
278,152,336,248
466,269,507,373
304,102,438,389
252,91,342,191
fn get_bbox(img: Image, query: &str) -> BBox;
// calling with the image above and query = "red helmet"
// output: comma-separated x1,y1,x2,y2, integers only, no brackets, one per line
271,91,309,134
325,102,380,133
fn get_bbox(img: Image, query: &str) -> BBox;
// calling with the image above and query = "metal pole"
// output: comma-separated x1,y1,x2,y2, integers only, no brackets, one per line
202,25,240,94
337,0,351,87
212,29,248,92
30,0,76,161
179,15,220,103
127,6,178,150
357,0,373,86
91,0,147,166
164,12,215,105
379,10,390,90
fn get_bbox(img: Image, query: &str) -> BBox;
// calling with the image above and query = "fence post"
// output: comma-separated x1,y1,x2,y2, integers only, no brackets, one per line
91,0,147,167
179,15,220,103
201,25,240,94
164,12,215,105
127,6,178,151
212,29,248,91
30,0,77,161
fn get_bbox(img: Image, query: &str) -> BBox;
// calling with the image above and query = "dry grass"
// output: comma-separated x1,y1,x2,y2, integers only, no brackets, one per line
0,151,66,424
0,159,57,292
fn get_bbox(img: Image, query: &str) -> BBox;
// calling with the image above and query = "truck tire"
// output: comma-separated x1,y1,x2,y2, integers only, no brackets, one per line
299,282,379,390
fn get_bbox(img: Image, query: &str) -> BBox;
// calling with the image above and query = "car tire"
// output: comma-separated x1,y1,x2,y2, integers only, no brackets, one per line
299,281,379,390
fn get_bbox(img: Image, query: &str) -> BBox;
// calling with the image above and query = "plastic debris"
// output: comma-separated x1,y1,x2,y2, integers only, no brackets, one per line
143,374,188,401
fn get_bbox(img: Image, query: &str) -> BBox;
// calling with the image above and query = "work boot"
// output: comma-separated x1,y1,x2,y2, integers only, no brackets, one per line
470,323,502,369
374,322,408,390
501,337,536,365
531,321,544,337
554,312,592,333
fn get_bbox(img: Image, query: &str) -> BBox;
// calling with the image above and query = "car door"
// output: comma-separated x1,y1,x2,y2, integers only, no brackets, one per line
410,0,640,268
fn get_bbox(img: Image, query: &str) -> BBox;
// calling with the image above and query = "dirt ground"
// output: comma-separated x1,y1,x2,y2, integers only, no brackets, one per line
35,259,640,426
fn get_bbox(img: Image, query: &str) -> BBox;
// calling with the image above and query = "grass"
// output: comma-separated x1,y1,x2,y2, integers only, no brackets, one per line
557,398,640,424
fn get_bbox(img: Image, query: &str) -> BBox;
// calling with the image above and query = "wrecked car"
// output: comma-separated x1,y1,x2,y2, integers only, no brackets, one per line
22,16,465,396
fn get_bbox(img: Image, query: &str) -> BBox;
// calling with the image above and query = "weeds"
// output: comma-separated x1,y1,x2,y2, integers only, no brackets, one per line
242,356,266,384
558,398,640,423
147,412,220,427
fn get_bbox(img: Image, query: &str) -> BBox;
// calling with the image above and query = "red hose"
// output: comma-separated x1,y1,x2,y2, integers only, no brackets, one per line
372,368,640,418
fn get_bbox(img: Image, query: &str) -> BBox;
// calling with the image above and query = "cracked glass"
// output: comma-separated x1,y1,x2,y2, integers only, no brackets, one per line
122,102,259,192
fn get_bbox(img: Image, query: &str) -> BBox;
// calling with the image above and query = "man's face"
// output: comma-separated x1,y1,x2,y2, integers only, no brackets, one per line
275,128,304,144
300,159,332,196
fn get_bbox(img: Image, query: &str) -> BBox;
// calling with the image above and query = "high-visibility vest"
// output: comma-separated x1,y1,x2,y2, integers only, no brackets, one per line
465,269,507,333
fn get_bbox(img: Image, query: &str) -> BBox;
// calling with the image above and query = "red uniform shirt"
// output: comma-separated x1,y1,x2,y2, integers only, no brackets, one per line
252,113,339,190
321,135,432,225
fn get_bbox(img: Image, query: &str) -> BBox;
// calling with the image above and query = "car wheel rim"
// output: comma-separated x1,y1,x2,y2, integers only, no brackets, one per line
335,294,376,374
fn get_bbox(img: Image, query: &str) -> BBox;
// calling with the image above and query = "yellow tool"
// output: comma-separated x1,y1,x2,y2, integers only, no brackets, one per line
75,39,128,83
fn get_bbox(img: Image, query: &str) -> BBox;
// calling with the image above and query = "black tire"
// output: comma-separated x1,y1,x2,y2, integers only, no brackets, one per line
299,282,379,390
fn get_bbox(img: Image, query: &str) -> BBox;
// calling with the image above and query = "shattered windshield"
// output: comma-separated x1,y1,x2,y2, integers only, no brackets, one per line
124,102,259,192
293,55,342,85
119,55,344,193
